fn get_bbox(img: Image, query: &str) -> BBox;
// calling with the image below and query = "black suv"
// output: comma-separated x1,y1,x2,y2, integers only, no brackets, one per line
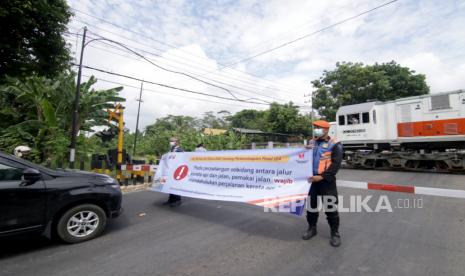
0,151,122,243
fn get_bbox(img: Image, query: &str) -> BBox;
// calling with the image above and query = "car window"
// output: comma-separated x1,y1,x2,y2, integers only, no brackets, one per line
0,163,23,181
1,154,55,175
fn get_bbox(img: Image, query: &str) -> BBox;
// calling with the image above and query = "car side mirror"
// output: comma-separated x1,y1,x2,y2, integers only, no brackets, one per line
22,168,41,184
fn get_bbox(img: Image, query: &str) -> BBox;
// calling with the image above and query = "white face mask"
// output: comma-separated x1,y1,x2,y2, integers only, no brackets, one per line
169,141,176,147
313,128,324,138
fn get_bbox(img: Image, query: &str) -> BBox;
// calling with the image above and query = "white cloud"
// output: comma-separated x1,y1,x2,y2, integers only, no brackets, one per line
66,0,465,132
402,52,465,92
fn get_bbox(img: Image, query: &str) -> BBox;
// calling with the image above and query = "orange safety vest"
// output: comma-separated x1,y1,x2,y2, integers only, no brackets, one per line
312,138,338,175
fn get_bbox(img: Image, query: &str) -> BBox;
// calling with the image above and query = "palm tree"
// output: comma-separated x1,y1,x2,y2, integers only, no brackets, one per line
0,73,125,162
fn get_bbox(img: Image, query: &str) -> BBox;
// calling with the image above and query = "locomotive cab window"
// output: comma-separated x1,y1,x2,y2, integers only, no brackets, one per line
338,115,345,125
347,113,360,125
362,112,370,123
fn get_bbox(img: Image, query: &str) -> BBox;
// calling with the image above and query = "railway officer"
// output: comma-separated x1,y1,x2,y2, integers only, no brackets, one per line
162,137,184,207
303,120,343,247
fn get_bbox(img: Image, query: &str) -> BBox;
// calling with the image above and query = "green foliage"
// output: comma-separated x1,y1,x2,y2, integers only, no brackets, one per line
0,75,311,163
141,115,198,156
265,102,311,136
0,74,124,162
227,109,265,130
311,61,429,120
0,0,72,79
134,114,248,158
199,111,230,129
226,102,311,136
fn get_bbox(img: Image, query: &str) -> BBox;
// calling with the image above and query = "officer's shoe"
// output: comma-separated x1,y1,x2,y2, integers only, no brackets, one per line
302,226,317,240
169,200,182,207
162,200,172,206
329,231,341,247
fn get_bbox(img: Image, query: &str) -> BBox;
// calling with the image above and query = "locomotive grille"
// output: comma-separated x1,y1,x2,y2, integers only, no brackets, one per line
402,123,414,137
431,94,451,110
444,123,459,134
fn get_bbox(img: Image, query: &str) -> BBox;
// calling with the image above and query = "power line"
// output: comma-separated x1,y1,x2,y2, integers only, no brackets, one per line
81,74,258,109
69,8,305,92
220,0,398,68
72,63,270,106
84,35,280,103
221,0,373,62
67,21,302,97
65,30,290,103
80,32,252,102
64,31,289,103
64,31,306,110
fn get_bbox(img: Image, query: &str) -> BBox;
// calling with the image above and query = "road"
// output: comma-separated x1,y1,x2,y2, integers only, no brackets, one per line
1,170,465,276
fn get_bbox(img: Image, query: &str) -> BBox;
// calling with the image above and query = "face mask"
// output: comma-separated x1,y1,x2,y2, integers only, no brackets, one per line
169,141,176,147
313,128,324,138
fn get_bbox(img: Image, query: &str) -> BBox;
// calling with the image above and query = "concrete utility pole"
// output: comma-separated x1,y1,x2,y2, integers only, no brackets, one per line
133,81,143,157
304,85,314,145
69,26,87,169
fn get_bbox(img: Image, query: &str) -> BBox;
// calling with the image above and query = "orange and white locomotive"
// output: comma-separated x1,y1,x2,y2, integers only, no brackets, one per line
331,89,465,172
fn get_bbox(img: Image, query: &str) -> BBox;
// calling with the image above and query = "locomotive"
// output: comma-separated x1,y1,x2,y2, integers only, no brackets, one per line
329,89,465,172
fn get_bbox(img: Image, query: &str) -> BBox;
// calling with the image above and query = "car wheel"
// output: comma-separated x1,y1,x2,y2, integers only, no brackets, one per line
56,204,107,243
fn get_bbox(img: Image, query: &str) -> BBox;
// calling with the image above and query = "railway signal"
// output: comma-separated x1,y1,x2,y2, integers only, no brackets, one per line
107,103,125,182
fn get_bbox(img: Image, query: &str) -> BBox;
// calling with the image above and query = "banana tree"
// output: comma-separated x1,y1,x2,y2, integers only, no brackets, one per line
0,73,125,162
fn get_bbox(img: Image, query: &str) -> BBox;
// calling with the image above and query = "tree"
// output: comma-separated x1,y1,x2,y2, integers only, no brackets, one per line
227,103,311,136
0,0,72,80
200,111,230,129
227,109,266,130
141,115,198,156
0,73,124,162
137,113,249,157
311,61,429,120
264,102,311,136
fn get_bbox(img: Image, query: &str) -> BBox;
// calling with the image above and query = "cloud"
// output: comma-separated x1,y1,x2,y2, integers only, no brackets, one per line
66,0,465,132
402,52,465,92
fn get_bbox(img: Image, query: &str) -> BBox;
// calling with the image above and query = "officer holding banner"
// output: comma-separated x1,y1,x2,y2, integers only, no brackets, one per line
303,120,343,247
162,137,184,207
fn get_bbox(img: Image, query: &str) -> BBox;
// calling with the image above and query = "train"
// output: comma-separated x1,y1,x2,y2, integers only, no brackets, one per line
329,89,465,173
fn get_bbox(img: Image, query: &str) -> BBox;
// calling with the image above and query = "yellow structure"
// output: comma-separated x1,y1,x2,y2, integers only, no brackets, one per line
203,128,227,136
108,103,124,182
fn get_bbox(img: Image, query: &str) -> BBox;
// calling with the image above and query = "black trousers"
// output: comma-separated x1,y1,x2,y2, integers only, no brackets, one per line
306,178,340,232
168,194,181,202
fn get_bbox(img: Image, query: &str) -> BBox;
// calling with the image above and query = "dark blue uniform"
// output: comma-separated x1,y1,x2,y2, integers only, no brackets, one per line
307,137,343,232
167,145,183,203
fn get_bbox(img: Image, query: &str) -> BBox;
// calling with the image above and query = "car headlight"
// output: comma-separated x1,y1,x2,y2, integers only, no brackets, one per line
98,175,115,183
110,184,121,191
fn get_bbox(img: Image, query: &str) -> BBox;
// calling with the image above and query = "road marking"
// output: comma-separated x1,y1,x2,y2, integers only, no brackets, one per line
338,180,465,199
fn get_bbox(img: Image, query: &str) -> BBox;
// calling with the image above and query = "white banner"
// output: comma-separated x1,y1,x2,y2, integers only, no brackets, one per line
151,148,312,214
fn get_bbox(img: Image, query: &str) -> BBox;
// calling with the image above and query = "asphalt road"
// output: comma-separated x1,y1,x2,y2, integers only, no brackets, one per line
1,170,465,276
339,168,465,189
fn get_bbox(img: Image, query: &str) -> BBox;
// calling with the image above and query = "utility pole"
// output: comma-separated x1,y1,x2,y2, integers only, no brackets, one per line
304,85,314,145
69,26,87,169
133,81,143,157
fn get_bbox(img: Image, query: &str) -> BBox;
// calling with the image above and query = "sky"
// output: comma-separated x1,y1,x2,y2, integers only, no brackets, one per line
65,0,465,132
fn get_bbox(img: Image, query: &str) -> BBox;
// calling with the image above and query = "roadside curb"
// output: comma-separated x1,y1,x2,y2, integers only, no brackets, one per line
121,183,152,194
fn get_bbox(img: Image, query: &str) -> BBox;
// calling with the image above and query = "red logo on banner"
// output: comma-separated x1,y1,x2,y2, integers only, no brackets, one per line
173,165,189,181
298,153,305,159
